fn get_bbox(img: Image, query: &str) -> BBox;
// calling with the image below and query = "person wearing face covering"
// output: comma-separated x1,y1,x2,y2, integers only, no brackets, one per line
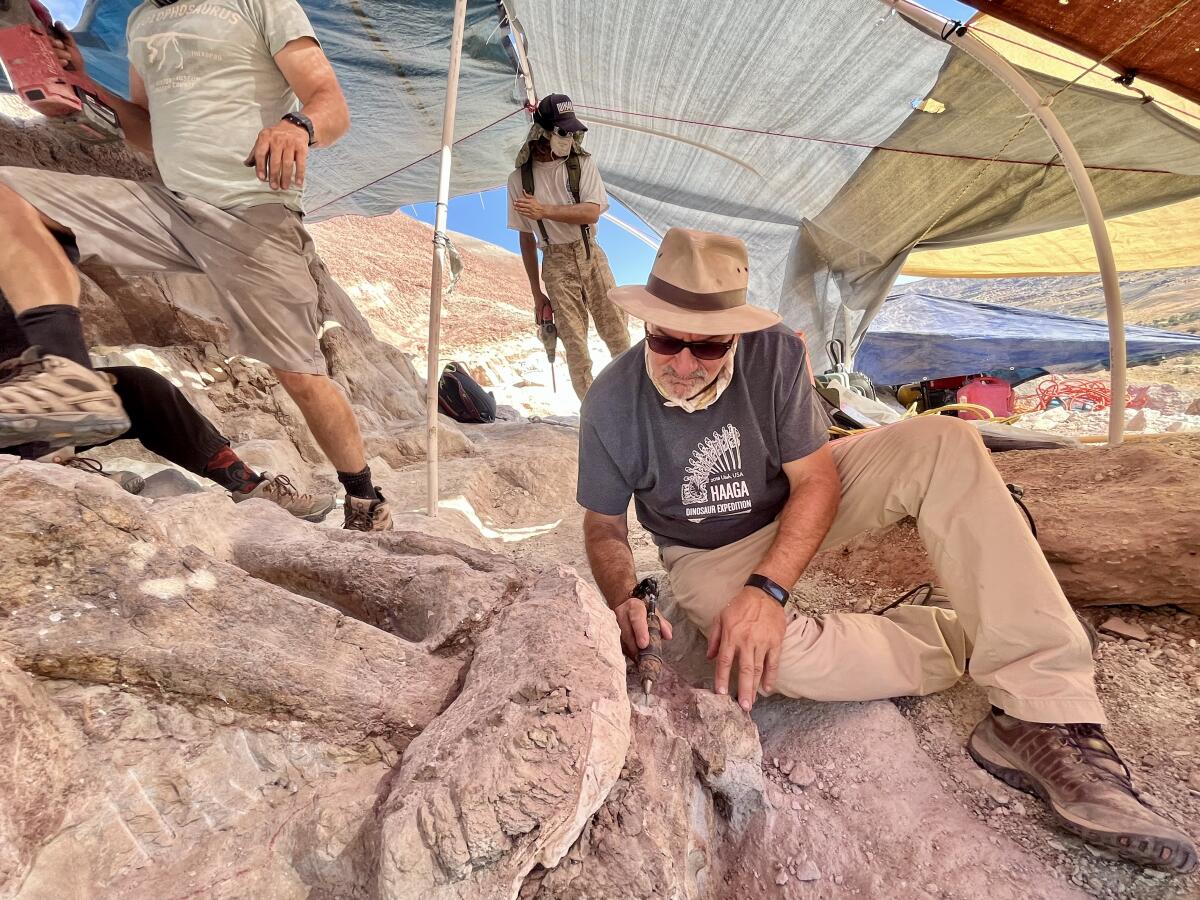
508,94,630,400
575,226,1197,875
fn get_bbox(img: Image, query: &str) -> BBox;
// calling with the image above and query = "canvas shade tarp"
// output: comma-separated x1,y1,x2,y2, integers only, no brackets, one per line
856,291,1200,385
903,16,1200,278
505,0,1200,369
69,0,1200,369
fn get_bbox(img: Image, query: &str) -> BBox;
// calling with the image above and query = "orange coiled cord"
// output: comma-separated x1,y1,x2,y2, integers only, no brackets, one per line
1014,375,1148,413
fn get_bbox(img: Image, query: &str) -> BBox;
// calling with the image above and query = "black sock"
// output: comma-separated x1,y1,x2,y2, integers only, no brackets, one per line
203,446,264,493
337,465,376,501
15,305,92,368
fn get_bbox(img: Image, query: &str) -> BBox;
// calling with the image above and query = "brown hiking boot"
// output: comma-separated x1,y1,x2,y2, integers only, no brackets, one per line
0,347,129,449
343,488,392,531
968,711,1197,872
232,473,336,522
62,455,145,495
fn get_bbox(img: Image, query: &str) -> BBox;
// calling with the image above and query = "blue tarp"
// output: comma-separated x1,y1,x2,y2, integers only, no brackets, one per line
856,291,1200,385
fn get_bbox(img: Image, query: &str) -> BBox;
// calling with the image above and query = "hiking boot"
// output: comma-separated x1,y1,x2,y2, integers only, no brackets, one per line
232,473,336,522
63,455,145,495
0,347,129,449
343,488,392,532
968,711,1197,872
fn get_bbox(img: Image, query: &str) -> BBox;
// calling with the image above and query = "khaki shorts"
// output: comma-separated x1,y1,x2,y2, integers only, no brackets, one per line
0,166,326,375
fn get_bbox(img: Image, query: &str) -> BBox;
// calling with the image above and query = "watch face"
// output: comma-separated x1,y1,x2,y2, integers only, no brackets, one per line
749,575,787,604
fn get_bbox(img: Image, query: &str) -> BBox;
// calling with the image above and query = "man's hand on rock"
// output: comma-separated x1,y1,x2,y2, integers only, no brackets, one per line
708,586,787,712
244,122,309,191
614,596,673,660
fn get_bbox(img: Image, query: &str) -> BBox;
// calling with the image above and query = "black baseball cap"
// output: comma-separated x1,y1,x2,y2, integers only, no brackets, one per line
534,94,587,133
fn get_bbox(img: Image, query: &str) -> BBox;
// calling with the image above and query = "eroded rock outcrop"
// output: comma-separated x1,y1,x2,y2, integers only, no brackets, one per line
0,460,630,897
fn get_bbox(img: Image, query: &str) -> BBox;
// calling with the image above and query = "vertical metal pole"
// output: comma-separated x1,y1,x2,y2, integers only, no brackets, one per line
426,0,469,516
882,0,1127,445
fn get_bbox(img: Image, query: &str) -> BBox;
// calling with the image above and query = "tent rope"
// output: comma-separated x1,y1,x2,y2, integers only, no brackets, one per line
1043,0,1195,107
571,104,1174,175
969,25,1200,126
909,116,1038,248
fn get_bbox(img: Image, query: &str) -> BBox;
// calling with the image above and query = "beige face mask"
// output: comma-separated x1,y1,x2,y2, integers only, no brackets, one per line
548,132,574,157
645,337,739,413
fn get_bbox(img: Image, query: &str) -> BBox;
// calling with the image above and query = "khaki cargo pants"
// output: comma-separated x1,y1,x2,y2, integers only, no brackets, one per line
541,240,630,399
662,416,1104,725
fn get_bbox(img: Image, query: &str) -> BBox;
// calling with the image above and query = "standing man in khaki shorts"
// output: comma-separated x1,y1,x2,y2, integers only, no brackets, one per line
508,94,630,400
0,0,389,530
578,227,1196,873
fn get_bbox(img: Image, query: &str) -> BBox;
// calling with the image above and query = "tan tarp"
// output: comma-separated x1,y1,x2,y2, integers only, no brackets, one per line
903,195,1200,277
903,17,1200,279
966,0,1200,106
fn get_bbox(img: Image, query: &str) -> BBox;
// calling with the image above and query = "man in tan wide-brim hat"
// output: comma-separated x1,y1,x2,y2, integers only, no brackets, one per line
577,226,1196,873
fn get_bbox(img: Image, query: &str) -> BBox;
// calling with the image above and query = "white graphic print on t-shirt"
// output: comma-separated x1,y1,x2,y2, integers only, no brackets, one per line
682,424,752,523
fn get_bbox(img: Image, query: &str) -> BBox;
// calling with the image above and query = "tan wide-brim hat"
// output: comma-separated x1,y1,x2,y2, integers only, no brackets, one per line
609,227,781,335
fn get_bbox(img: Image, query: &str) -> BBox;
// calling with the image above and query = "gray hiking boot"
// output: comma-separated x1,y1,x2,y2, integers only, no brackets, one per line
0,347,129,449
343,488,392,532
232,473,336,523
968,711,1197,873
62,455,145,495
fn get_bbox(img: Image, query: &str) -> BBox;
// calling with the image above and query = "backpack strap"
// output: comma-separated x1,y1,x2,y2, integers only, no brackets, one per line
521,158,551,246
565,151,592,259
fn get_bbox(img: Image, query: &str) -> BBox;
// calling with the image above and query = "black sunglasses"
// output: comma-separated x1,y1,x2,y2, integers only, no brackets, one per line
645,329,734,361
551,126,573,138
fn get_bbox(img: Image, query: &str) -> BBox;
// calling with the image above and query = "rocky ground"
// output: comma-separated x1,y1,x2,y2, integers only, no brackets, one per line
499,428,1200,900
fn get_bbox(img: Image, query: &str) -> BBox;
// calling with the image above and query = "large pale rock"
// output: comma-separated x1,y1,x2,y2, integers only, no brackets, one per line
375,568,630,899
224,500,525,649
0,658,80,895
0,460,462,750
523,675,764,900
725,699,1087,900
0,457,632,899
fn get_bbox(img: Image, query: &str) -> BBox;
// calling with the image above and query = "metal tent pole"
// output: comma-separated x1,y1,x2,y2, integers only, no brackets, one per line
425,0,469,516
881,0,1127,445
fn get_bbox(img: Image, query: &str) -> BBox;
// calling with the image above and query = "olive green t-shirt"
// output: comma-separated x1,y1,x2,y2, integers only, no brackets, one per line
126,0,316,211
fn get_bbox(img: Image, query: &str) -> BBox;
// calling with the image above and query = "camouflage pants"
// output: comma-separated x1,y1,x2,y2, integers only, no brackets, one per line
541,240,630,399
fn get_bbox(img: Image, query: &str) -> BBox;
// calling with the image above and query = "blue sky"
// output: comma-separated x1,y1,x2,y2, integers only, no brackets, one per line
36,0,975,285
43,0,85,27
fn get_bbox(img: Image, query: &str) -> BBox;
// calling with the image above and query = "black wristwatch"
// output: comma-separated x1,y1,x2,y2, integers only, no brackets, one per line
282,112,315,146
745,573,789,606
